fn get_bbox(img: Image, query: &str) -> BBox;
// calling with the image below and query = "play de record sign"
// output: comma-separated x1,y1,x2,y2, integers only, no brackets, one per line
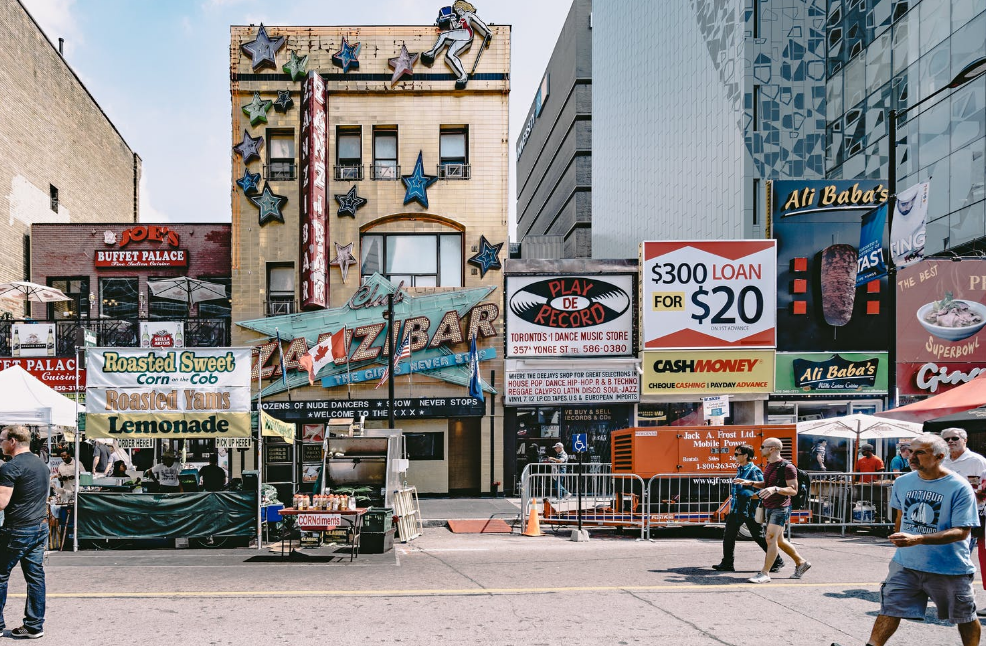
641,241,776,349
506,274,634,358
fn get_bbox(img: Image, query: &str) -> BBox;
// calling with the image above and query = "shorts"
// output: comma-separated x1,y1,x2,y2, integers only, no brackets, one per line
880,559,977,624
764,507,790,527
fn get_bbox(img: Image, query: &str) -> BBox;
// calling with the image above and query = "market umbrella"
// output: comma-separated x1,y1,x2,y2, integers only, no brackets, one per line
876,372,986,423
797,413,924,471
0,281,71,305
147,277,227,310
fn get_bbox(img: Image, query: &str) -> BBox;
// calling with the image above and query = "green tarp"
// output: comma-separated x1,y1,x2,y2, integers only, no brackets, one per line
77,492,257,540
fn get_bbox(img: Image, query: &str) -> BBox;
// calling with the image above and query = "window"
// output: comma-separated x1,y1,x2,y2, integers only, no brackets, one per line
372,127,399,180
99,277,138,319
47,277,89,320
49,185,58,213
752,86,760,131
267,131,296,181
404,432,444,460
439,126,470,179
267,263,295,315
149,275,189,320
335,126,363,180
360,233,462,287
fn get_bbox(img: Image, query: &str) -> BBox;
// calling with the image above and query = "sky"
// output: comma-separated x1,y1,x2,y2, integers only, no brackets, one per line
20,0,572,240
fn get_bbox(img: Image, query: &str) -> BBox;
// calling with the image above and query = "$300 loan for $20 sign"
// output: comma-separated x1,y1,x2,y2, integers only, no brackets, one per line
641,241,777,349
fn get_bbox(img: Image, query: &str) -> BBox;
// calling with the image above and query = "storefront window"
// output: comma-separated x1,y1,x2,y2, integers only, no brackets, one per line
99,277,138,319
360,233,462,287
47,277,89,320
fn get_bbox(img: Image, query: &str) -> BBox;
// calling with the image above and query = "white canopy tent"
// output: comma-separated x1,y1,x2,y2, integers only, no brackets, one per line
0,364,78,428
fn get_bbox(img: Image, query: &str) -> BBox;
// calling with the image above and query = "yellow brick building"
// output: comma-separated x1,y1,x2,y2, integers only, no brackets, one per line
229,20,510,495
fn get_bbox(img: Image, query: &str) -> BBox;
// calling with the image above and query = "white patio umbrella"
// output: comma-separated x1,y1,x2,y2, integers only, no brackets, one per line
797,413,924,470
147,277,227,310
0,281,71,305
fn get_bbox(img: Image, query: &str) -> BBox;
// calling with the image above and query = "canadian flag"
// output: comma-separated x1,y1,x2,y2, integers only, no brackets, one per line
297,328,347,386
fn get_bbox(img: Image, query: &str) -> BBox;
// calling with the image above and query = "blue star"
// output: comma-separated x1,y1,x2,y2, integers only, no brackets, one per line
332,37,361,73
468,236,503,278
240,24,285,71
335,186,367,217
249,183,288,226
401,151,438,208
233,130,264,164
235,168,261,195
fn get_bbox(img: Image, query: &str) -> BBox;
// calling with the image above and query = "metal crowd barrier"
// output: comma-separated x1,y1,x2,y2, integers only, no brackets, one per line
801,471,899,533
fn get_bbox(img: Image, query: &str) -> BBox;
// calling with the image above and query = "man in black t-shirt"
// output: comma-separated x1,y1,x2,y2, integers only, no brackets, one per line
198,454,227,492
0,425,50,639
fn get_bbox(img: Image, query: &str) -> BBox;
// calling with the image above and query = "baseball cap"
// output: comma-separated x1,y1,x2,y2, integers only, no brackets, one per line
553,442,564,448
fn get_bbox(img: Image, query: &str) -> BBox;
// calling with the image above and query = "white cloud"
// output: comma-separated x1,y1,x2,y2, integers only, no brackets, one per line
138,172,171,223
19,0,83,56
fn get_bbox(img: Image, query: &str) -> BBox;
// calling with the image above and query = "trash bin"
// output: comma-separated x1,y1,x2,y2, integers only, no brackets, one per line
363,507,394,533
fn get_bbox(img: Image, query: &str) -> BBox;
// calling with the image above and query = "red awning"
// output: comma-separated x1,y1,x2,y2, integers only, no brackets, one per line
878,372,986,423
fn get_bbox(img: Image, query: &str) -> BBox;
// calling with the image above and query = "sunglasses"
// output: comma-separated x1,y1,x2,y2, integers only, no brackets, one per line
944,437,963,442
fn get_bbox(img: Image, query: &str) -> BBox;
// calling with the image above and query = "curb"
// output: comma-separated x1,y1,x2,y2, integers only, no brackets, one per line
422,518,521,529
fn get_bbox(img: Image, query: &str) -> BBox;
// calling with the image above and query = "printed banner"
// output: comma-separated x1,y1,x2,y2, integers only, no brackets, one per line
641,241,776,349
506,274,634,357
85,412,251,439
139,322,184,348
856,204,888,287
86,387,251,415
774,352,888,394
260,410,295,442
86,348,252,388
11,323,55,357
504,368,639,405
890,182,929,268
642,350,775,395
897,361,985,396
0,357,85,393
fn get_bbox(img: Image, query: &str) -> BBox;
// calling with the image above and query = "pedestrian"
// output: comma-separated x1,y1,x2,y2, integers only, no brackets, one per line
735,437,811,584
941,428,986,482
810,439,827,471
0,425,51,638
888,443,911,473
198,454,227,492
856,444,884,483
90,439,113,477
831,434,980,646
547,442,570,501
713,444,784,573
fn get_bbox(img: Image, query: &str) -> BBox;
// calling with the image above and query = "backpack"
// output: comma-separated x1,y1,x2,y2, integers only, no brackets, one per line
772,459,810,509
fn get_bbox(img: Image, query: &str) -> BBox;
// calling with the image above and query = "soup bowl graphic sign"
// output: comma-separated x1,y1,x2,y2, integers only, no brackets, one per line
506,274,634,357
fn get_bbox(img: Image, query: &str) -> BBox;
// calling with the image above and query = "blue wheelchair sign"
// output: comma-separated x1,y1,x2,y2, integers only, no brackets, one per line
571,433,588,454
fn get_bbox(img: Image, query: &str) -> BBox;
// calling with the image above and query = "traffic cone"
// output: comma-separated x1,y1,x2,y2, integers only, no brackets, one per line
523,504,543,537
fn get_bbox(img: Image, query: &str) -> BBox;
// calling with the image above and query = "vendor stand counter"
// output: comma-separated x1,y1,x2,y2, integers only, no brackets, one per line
77,491,258,541
278,508,367,561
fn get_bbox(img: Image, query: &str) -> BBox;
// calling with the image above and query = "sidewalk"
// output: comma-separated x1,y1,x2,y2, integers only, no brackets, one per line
417,496,522,527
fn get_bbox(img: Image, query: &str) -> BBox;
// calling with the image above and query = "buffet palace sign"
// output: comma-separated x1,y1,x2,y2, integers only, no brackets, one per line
95,225,187,268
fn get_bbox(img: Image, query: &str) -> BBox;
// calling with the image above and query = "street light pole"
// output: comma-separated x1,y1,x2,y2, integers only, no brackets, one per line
885,56,986,409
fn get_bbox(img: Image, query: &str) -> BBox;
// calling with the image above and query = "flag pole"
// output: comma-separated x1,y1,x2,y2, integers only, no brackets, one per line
275,328,292,403
256,349,263,551
344,326,352,400
388,293,395,430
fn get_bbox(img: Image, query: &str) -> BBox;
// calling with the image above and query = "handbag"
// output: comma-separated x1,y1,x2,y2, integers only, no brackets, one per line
974,511,986,540
754,506,765,524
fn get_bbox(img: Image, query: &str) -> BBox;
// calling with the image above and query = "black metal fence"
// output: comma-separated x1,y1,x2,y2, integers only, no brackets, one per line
0,318,230,355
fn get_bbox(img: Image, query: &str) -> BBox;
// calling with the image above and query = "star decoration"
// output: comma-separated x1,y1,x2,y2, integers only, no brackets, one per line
241,92,273,126
235,168,261,195
468,235,504,278
233,130,264,163
401,151,438,208
329,241,358,282
240,24,285,71
332,37,361,73
335,186,367,217
282,50,308,81
273,88,293,113
388,43,419,86
249,183,288,226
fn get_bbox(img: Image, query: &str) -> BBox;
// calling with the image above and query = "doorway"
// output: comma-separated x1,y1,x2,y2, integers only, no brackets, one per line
448,418,481,494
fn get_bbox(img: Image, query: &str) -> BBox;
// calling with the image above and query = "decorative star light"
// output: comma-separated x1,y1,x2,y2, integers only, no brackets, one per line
468,235,504,278
249,183,288,226
233,130,264,163
332,37,361,73
335,186,367,217
401,151,438,208
235,168,261,195
273,88,293,113
240,24,285,71
241,91,273,126
282,50,309,81
388,43,419,86
329,241,358,282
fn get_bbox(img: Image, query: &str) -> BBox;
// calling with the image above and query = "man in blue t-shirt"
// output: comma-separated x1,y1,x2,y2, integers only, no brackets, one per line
835,434,980,646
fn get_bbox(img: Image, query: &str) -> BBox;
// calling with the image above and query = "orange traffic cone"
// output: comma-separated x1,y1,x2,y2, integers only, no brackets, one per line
523,504,543,537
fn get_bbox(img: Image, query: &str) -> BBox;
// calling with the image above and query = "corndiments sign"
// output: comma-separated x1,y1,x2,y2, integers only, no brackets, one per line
299,70,327,309
506,274,634,358
85,348,251,438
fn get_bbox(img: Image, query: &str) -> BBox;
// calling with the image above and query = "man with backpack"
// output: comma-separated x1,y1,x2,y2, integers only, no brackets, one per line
734,437,811,584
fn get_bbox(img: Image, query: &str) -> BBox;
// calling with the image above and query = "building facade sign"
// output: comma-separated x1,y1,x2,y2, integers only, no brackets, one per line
506,274,633,358
11,323,55,357
260,396,486,422
94,249,188,268
139,322,184,348
299,70,328,310
641,241,776,349
504,368,639,405
642,350,775,395
774,352,888,394
897,361,985,396
0,357,85,392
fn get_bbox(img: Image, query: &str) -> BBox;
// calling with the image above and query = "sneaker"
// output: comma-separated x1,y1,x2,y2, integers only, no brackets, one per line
10,625,44,639
711,563,735,571
977,608,986,617
747,572,770,584
791,561,812,579
769,559,785,573
563,493,573,499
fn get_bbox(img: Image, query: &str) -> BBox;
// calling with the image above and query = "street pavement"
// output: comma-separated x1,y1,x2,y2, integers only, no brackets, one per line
9,524,984,645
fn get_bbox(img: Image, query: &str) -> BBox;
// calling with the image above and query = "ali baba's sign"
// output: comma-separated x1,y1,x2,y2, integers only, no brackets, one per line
773,352,887,394
238,274,500,397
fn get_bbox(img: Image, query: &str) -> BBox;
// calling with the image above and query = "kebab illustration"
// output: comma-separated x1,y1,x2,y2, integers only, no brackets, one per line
817,243,858,334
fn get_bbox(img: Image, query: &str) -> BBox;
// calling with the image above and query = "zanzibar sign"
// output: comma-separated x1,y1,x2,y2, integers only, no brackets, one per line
260,397,486,422
299,70,327,309
239,274,499,398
